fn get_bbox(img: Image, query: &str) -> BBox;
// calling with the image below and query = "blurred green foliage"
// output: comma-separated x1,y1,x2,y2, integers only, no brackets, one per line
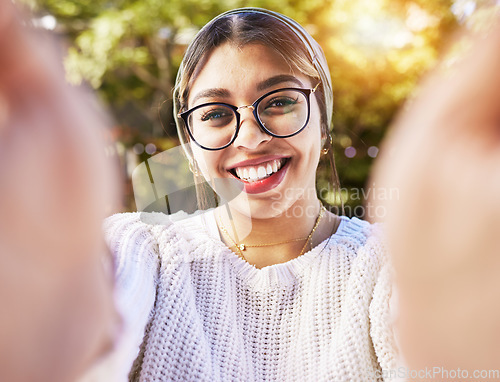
25,0,463,214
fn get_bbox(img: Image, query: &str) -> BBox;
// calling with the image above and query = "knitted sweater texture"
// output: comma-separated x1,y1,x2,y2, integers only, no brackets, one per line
83,210,398,382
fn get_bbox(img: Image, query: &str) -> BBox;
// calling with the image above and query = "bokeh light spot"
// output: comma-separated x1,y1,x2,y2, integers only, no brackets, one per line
345,146,357,158
133,143,144,155
367,146,379,158
145,143,157,155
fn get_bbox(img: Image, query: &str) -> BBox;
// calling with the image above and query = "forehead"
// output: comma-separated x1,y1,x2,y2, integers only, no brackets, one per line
187,42,310,105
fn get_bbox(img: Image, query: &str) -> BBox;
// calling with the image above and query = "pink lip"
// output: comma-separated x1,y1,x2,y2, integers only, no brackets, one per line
226,155,289,170
229,159,290,194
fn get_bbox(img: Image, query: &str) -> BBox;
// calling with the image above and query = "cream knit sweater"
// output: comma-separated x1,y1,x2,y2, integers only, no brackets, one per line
82,210,399,382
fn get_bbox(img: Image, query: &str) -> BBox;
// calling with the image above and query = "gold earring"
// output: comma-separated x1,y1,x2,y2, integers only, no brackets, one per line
188,160,200,176
322,135,332,155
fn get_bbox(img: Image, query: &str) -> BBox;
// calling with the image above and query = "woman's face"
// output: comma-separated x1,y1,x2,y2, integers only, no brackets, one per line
188,42,323,219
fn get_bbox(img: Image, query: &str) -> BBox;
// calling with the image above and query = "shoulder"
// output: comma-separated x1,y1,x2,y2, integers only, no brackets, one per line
103,210,188,246
103,209,217,263
104,211,176,235
103,211,182,269
103,212,144,244
334,215,386,255
324,216,390,286
104,212,155,256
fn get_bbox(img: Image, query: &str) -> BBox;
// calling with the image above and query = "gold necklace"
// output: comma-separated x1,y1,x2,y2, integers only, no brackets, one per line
218,205,326,261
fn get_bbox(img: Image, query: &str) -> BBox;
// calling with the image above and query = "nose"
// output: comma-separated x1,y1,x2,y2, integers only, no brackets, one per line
233,106,272,150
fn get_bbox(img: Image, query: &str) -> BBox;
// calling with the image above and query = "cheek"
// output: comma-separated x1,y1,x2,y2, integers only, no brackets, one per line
299,113,323,170
289,125,321,176
304,116,323,157
192,144,221,180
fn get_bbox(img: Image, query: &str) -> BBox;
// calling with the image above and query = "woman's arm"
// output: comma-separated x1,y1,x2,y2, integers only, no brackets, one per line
370,19,500,378
0,1,120,381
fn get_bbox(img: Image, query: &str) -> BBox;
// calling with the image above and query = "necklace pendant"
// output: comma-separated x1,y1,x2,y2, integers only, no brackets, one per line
238,244,246,251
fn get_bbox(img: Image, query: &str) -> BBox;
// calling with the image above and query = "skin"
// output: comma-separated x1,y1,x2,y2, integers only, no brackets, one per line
370,21,500,380
0,2,119,381
188,42,339,268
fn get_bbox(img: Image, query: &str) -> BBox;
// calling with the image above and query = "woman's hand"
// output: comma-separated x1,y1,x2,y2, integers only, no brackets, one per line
370,19,500,379
0,1,120,381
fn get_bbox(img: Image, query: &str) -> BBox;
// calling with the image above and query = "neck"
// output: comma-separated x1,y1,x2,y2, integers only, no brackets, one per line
216,196,333,268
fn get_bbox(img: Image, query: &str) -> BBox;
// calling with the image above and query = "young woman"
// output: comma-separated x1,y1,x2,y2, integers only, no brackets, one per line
94,8,399,381
2,2,499,382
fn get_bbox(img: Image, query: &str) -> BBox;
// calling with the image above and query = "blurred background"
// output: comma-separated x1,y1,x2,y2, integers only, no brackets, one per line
18,0,499,215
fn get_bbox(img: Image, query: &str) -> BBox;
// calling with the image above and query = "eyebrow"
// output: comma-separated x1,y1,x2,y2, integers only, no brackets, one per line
191,88,231,105
256,75,304,91
190,75,305,106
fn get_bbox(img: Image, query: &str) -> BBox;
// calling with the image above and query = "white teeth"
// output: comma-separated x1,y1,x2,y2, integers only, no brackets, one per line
266,163,273,175
233,158,286,182
272,160,278,173
248,167,258,180
257,166,267,178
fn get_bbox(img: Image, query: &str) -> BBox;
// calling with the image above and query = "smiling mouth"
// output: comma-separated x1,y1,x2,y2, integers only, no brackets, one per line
229,158,288,183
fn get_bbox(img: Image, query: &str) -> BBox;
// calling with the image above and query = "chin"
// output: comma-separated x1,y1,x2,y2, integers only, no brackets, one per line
223,190,297,220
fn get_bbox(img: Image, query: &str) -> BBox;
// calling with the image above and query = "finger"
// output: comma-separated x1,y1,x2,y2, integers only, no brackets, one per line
394,17,500,145
0,0,31,84
0,0,19,45
0,0,63,103
369,18,500,222
438,19,500,113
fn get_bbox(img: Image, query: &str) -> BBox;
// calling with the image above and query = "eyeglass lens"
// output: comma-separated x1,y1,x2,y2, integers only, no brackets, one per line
187,89,309,149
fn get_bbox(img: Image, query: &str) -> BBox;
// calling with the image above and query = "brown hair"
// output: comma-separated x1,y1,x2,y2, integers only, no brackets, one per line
173,10,342,212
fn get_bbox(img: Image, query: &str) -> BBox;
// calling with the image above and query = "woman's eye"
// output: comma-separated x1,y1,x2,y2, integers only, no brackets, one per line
267,97,296,108
200,109,231,122
262,96,299,115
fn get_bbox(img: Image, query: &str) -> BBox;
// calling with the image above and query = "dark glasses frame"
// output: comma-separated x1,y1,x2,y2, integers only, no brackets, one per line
178,83,321,151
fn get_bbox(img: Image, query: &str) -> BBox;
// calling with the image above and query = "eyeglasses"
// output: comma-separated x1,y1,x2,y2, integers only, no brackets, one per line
178,83,320,151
